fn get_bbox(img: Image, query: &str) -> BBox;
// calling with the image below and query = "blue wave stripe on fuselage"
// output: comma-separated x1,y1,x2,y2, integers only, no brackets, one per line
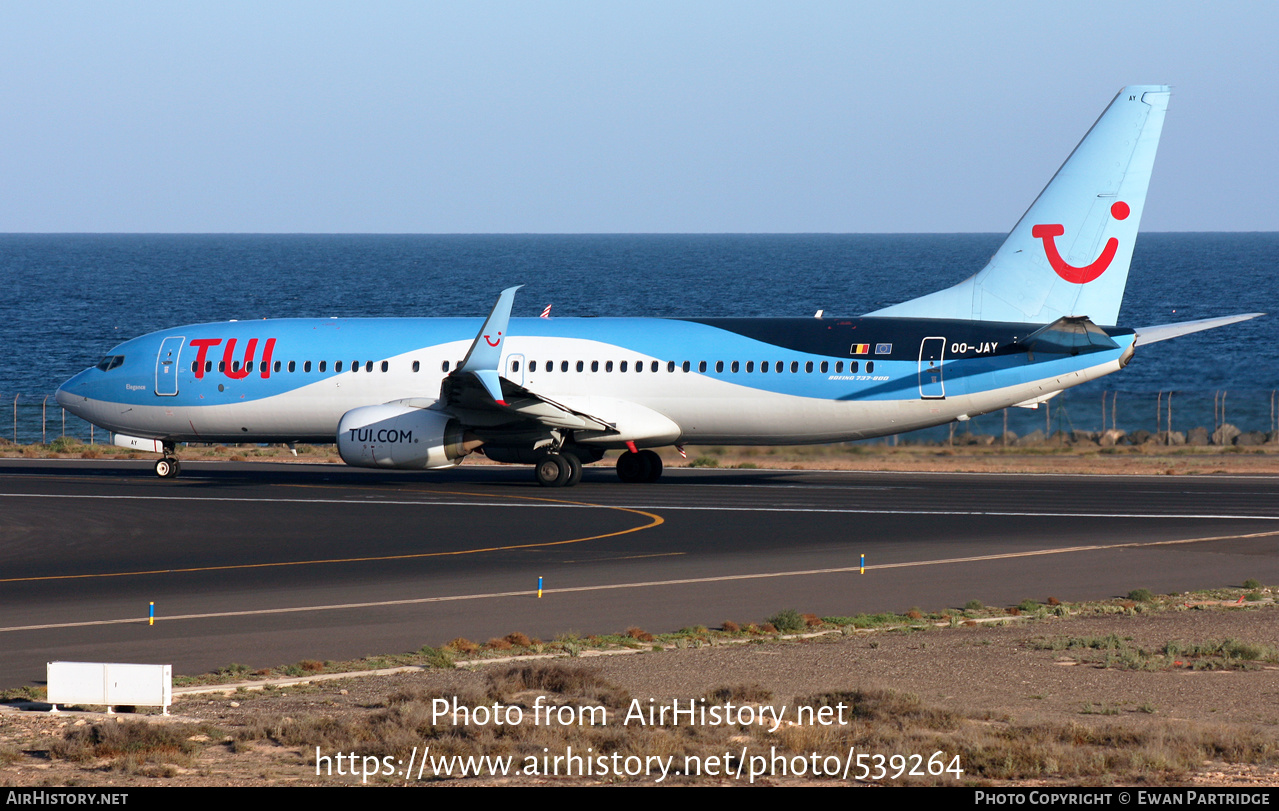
73,317,1132,408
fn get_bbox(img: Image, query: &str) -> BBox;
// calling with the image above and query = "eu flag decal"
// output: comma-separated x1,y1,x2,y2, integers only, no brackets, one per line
875,343,892,355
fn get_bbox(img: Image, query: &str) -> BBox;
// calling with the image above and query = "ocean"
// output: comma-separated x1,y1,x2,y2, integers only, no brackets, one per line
3,233,1276,443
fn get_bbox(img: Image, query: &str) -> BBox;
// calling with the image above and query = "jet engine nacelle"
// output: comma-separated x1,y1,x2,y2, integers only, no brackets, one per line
337,403,470,469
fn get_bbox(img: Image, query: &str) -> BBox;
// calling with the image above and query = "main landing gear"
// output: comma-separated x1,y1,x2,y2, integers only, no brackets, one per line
533,448,664,486
616,449,662,483
154,443,180,478
534,451,584,487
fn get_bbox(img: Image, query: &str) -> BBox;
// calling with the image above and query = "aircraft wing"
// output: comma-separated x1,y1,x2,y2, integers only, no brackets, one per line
433,286,619,435
1134,313,1264,345
438,371,617,432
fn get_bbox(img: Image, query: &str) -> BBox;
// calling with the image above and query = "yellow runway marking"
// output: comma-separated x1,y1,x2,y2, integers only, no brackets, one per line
2,528,1272,634
0,489,663,584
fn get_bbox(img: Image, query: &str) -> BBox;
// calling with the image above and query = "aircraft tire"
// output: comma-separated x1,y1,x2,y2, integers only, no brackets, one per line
639,449,662,482
616,450,651,483
155,458,179,478
562,451,584,487
535,453,572,487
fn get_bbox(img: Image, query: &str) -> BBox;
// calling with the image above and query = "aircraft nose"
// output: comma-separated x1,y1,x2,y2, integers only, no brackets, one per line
55,372,87,415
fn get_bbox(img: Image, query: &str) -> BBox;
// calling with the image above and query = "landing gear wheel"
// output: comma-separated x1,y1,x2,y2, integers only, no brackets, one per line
154,458,180,478
616,450,652,483
639,449,662,482
562,451,583,487
535,453,572,487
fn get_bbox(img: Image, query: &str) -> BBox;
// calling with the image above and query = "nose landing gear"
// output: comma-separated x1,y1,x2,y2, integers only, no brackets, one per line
154,442,181,478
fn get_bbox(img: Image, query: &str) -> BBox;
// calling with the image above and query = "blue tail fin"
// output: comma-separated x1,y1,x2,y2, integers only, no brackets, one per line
869,86,1170,326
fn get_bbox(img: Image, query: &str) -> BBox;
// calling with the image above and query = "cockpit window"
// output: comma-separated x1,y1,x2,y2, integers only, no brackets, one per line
96,355,125,371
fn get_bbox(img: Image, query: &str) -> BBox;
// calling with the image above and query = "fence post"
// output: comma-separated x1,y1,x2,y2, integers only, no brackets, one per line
1167,391,1172,444
62,407,66,440
11,394,16,445
1100,391,1106,433
1156,392,1162,441
42,395,48,444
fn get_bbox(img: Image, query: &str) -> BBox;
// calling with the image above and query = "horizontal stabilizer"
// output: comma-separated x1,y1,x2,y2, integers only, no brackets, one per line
1019,316,1119,355
1134,313,1264,346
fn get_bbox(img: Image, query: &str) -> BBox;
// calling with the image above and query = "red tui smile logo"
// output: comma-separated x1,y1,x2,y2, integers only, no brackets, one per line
1032,201,1129,284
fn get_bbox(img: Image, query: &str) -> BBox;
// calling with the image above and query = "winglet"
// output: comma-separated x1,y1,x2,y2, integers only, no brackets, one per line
459,286,521,373
456,286,521,405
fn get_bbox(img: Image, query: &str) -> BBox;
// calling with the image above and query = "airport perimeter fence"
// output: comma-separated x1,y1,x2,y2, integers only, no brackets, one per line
6,388,1279,450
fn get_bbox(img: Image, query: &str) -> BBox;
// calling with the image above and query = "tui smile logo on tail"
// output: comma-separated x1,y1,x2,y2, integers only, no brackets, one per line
1032,201,1129,284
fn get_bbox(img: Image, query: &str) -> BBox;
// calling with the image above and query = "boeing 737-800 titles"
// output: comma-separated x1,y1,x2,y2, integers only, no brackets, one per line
56,86,1261,486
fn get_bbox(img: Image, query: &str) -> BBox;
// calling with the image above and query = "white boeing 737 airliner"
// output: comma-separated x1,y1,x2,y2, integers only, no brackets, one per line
56,86,1261,486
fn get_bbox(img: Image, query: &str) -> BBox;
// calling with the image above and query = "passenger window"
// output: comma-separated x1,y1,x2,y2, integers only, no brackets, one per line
731,361,739,373
274,361,282,372
576,360,584,372
805,361,814,373
620,361,628,372
775,361,783,373
850,361,858,373
667,361,675,372
351,361,359,373
381,361,388,372
560,360,568,372
591,360,598,372
761,361,769,373
335,361,343,372
366,361,374,372
835,361,843,373
442,360,450,372
698,361,707,373
746,361,754,372
511,360,519,373
319,361,327,372
635,361,643,373
288,361,296,372
866,361,875,373
606,361,614,372
791,361,799,373
190,361,198,372
682,361,690,372
305,361,313,372
715,361,724,373
205,361,212,373
530,360,538,372
820,361,828,373
411,360,418,372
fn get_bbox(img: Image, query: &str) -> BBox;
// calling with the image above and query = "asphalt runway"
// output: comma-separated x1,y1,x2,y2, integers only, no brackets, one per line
3,458,1279,686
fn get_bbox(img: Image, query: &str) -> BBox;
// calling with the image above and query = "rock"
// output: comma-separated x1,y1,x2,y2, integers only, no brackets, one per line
1187,427,1210,446
1071,430,1098,446
1212,423,1241,446
1015,429,1045,446
1099,429,1127,447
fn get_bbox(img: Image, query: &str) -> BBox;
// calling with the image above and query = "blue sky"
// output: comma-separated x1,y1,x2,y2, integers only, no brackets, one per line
1,1,1275,232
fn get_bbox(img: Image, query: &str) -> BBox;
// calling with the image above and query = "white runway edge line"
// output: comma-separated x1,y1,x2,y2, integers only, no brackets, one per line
3,528,1277,635
1,492,1277,521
